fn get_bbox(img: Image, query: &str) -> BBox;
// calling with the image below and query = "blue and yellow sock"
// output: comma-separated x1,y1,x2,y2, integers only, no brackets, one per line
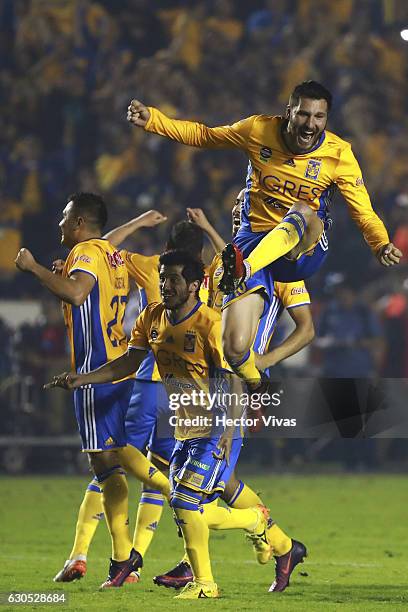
133,488,164,557
69,480,104,559
96,466,132,562
246,211,306,275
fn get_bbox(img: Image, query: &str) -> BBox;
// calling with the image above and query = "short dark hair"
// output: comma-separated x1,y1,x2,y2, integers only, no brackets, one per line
67,192,108,230
289,80,332,112
166,221,204,256
159,249,205,297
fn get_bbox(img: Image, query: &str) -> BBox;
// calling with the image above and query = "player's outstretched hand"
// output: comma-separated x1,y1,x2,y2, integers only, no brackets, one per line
52,259,65,274
213,434,232,465
138,209,167,227
187,208,211,230
377,243,402,267
127,100,150,128
44,372,83,391
15,248,37,272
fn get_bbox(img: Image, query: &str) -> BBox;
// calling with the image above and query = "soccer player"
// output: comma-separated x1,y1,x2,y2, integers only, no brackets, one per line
127,80,402,394
47,250,275,599
15,193,145,588
51,208,171,584
156,195,312,593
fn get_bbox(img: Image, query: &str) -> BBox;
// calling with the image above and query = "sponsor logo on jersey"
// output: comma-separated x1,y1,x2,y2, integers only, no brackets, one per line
290,286,308,295
355,177,364,186
184,332,196,353
304,159,322,180
214,265,223,278
104,437,115,447
259,146,272,163
183,469,205,487
151,328,159,341
106,250,125,268
263,196,288,209
73,254,91,264
284,158,296,167
190,459,210,471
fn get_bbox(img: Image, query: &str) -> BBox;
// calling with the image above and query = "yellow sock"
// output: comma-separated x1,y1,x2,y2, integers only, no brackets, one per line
118,445,170,499
268,523,292,556
100,470,132,561
174,508,213,583
230,347,261,386
70,482,104,558
227,481,263,509
246,216,303,275
133,490,164,556
202,500,259,531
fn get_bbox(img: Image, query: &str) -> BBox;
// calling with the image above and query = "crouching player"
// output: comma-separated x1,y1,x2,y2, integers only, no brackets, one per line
48,250,275,599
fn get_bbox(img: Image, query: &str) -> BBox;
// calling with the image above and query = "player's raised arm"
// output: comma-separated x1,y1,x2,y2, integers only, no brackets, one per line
15,248,95,307
187,208,226,253
45,349,147,390
104,209,167,248
334,145,402,266
127,99,256,150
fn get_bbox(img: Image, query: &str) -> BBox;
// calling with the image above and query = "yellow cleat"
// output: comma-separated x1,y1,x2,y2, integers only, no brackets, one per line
174,580,219,599
245,504,272,564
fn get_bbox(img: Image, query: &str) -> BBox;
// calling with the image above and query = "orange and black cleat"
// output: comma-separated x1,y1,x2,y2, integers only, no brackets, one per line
53,559,87,582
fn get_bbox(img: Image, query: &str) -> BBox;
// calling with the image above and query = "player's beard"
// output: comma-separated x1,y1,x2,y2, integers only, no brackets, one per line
162,289,190,311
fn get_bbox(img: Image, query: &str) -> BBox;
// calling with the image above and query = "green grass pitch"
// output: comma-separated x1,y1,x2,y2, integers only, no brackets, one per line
1,474,407,611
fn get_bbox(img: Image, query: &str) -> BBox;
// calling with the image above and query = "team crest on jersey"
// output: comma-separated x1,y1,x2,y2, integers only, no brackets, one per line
184,332,196,353
304,159,322,180
150,328,159,341
259,146,272,163
214,265,223,278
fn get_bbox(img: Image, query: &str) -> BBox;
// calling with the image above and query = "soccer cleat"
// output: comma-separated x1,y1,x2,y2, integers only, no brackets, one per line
153,560,193,589
174,580,219,599
245,505,272,564
99,548,143,589
53,559,87,582
268,539,307,592
219,243,248,294
124,571,140,584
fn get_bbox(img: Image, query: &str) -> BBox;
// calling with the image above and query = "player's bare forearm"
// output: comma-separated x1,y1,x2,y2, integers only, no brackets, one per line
18,256,89,306
204,225,226,254
255,306,315,370
103,210,167,247
46,350,146,390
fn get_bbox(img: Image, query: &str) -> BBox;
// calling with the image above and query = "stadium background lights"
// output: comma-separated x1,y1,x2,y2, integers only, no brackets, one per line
400,29,408,41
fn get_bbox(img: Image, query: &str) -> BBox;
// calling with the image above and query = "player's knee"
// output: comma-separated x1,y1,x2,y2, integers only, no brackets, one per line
93,464,126,484
289,201,315,221
170,483,202,511
222,331,250,363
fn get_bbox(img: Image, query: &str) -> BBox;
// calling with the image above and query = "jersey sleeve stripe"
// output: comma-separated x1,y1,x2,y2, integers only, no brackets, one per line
69,267,98,281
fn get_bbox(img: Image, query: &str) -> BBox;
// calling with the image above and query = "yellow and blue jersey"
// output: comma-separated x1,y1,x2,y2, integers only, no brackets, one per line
62,238,132,379
128,301,231,440
145,109,389,254
121,250,211,382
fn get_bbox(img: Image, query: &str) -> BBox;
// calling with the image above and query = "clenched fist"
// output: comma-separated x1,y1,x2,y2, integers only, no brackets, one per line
15,248,37,272
377,243,402,267
127,99,151,128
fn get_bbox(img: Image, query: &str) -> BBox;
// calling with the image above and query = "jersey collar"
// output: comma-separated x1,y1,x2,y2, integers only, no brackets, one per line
166,300,202,326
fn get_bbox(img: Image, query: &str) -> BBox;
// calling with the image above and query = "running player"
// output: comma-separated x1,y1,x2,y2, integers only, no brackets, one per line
47,249,278,599
156,194,312,593
127,80,401,395
15,193,144,588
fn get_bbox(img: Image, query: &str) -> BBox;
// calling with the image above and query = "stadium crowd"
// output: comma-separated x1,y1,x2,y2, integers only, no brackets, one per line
1,1,408,465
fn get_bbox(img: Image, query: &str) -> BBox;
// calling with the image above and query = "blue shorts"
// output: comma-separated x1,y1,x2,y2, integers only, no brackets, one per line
74,380,134,452
126,379,175,465
170,436,242,503
223,227,329,307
